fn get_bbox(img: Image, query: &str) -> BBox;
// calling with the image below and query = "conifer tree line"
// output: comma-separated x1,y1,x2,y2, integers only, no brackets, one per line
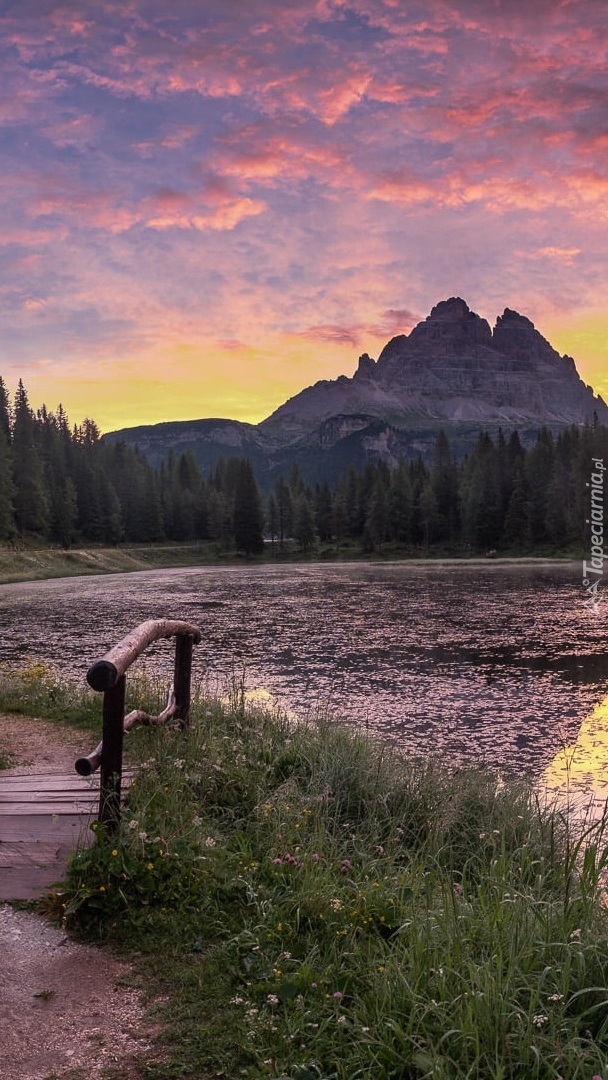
267,425,607,554
0,376,605,554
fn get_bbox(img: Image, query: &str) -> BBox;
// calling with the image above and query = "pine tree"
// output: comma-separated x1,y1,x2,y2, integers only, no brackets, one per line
267,492,279,544
503,468,529,548
431,430,459,542
233,459,264,555
293,492,317,552
314,481,333,542
525,428,554,545
273,476,293,547
389,461,412,544
12,380,50,535
365,478,390,551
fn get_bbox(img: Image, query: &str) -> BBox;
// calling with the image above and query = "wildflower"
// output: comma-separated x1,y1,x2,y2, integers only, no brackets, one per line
532,1014,549,1027
111,849,118,857
311,853,320,861
453,883,463,895
127,819,139,830
333,991,343,1000
570,928,581,939
138,831,148,841
267,994,279,1006
99,885,106,891
204,836,216,848
174,759,185,768
147,862,154,870
548,993,564,1002
230,996,245,1005
479,833,486,840
361,1026,370,1033
273,858,283,865
330,898,342,910
337,1015,347,1024
340,859,352,873
310,982,318,989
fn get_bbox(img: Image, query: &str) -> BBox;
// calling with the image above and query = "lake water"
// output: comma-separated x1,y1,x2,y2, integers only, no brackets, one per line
1,561,607,800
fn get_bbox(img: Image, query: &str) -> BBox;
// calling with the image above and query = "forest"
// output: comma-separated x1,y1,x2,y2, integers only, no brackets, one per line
0,377,606,556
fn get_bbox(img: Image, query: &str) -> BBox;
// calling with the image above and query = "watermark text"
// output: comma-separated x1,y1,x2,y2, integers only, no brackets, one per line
583,457,605,609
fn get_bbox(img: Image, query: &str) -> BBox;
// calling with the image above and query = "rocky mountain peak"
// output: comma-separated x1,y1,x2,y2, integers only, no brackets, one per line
354,352,377,380
261,297,608,434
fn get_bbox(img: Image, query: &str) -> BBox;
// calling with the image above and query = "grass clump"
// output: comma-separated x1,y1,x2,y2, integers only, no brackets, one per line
42,694,608,1078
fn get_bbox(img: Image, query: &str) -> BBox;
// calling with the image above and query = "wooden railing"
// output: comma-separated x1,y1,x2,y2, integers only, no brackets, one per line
75,619,202,830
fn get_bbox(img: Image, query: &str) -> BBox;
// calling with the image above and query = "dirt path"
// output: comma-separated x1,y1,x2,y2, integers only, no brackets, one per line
0,714,157,1080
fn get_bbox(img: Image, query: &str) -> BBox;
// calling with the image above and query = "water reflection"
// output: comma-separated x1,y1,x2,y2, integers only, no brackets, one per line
0,561,606,787
545,693,608,813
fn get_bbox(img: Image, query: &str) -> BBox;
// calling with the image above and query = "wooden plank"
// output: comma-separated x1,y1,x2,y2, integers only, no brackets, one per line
0,771,132,787
0,863,74,901
0,807,96,812
0,776,99,790
0,790,98,803
0,813,94,843
0,841,66,867
0,785,99,799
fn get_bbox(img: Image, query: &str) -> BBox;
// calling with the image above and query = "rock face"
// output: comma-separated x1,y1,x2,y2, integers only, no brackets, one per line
107,298,608,484
261,297,608,435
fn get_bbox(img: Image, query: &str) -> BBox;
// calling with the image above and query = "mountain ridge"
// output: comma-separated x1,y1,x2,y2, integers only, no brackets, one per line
105,297,608,485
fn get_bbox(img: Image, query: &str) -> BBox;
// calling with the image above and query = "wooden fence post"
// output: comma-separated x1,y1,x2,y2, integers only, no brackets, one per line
174,633,194,728
99,674,126,831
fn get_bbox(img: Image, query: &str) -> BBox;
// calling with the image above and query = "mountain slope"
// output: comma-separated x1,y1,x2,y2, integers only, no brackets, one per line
106,298,608,484
260,298,608,436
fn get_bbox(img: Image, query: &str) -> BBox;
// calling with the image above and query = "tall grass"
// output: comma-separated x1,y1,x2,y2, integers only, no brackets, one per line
37,688,608,1080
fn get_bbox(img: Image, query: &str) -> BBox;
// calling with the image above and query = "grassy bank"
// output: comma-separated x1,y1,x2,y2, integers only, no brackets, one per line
0,539,582,585
3,671,607,1078
0,542,217,584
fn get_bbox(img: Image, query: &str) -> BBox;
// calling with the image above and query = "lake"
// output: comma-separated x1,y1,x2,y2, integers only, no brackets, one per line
1,561,607,799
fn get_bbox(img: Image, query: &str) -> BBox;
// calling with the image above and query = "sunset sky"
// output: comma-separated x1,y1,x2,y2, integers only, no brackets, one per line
1,0,608,432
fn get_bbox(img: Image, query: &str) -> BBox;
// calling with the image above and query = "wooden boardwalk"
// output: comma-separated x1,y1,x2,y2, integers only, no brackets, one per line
0,771,100,900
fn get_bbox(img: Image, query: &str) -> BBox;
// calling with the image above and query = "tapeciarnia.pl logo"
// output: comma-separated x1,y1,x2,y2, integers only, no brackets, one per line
582,457,605,609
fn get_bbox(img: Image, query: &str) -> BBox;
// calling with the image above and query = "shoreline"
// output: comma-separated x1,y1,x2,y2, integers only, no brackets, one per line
0,542,582,586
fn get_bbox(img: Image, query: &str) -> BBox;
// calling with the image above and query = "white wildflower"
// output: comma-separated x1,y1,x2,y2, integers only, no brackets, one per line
532,1014,549,1027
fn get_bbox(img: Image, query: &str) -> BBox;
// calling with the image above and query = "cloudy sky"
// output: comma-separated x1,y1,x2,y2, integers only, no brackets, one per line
1,0,607,431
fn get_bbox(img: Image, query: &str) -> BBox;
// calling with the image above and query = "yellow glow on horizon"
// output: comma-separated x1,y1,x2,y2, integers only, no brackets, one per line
545,310,608,404
8,334,363,433
7,310,608,434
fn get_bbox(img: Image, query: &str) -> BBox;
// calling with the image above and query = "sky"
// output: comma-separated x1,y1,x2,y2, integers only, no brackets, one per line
1,0,608,433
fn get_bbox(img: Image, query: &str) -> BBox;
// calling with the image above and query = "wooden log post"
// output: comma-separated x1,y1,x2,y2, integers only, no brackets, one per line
98,675,126,831
174,633,194,728
78,620,202,830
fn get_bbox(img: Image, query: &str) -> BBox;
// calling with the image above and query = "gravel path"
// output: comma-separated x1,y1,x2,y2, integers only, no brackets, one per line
0,714,158,1079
